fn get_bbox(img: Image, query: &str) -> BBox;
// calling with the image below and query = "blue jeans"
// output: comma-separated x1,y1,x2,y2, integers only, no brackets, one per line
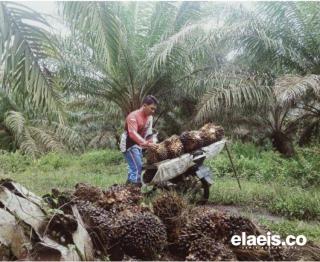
124,146,142,183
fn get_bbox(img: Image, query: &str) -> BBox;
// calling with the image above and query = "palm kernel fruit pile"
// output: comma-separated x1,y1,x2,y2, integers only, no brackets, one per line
1,180,319,261
146,122,224,164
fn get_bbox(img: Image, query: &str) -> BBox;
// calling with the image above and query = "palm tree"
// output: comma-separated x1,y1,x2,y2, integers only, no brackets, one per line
59,2,203,115
144,3,280,133
149,2,320,155
0,2,84,156
0,86,85,157
222,2,320,75
3,1,319,156
66,96,123,149
275,74,320,146
57,2,218,142
0,2,63,117
224,2,320,150
197,74,320,157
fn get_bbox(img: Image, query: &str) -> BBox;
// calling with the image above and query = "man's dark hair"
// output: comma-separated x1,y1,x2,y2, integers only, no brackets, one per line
143,95,159,105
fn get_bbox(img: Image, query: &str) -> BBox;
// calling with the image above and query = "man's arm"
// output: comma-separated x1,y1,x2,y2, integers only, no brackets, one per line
127,116,150,147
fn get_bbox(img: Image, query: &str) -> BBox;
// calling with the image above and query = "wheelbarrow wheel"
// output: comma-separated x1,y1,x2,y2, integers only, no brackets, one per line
200,178,210,202
174,175,210,204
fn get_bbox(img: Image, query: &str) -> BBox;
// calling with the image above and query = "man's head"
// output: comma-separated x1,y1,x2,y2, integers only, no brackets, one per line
142,95,159,116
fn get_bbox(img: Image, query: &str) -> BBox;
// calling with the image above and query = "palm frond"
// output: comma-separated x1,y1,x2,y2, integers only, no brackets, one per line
0,2,64,120
4,110,25,138
0,88,18,117
228,2,320,74
19,128,39,158
194,71,272,124
4,110,85,156
275,74,320,103
4,110,39,157
31,118,85,152
60,2,121,69
146,19,219,78
28,126,64,152
52,122,85,152
174,2,201,30
88,131,117,149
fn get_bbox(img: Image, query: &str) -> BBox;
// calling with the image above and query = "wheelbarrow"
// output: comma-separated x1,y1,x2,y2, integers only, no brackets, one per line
141,139,227,203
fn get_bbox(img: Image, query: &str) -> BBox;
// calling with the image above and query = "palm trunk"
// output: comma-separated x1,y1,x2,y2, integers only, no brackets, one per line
271,131,295,157
298,122,318,146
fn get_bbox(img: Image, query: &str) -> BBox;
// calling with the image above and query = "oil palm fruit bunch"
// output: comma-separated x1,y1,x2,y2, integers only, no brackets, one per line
175,207,230,256
43,213,78,245
225,215,262,242
73,183,104,203
75,199,115,254
180,130,203,152
224,215,269,260
231,246,272,261
112,211,167,260
186,237,235,261
49,189,75,213
199,123,225,146
163,135,184,159
189,207,231,241
98,184,142,212
107,202,149,217
146,142,168,164
151,191,188,242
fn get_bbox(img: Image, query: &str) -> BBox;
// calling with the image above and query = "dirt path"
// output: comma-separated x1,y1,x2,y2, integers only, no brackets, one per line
208,203,320,228
210,204,284,222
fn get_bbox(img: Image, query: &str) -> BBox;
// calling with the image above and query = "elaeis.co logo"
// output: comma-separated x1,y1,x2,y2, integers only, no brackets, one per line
230,232,307,249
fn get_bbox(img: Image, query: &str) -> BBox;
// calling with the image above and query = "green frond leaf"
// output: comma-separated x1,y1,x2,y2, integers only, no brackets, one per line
0,2,63,117
146,19,219,78
61,2,121,69
4,110,25,137
194,71,272,124
275,74,320,103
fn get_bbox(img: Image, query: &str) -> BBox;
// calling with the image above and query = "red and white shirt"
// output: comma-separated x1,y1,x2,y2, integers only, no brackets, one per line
120,107,153,152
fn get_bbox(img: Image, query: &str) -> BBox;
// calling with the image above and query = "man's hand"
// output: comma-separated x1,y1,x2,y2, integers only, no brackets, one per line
146,142,158,150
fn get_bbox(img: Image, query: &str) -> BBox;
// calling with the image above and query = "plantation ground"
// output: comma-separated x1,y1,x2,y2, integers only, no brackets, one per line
0,142,319,244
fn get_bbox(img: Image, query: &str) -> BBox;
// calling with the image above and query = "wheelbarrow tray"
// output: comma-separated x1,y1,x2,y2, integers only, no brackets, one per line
142,139,226,185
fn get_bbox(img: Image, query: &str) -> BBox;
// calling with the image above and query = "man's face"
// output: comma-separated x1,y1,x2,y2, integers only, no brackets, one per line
143,103,157,116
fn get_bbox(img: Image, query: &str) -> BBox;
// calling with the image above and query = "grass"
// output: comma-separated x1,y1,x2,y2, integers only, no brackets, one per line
0,146,319,244
0,150,127,195
259,218,320,244
1,147,320,220
210,178,320,221
206,141,320,189
227,207,320,244
1,165,127,196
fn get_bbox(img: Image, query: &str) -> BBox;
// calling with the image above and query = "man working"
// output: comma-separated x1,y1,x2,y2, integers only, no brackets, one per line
120,95,159,185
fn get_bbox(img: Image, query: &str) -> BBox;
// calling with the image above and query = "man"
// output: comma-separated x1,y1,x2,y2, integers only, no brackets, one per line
120,95,159,185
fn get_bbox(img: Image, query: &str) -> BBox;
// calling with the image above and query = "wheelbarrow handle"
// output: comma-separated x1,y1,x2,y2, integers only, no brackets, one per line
225,142,242,190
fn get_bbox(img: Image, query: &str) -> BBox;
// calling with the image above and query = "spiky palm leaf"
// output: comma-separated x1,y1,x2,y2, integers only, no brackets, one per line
60,2,121,70
65,94,123,148
146,19,221,79
4,111,39,158
218,73,319,156
4,110,85,157
274,74,320,104
194,70,272,124
226,2,320,74
0,2,64,119
273,74,320,145
59,2,204,117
